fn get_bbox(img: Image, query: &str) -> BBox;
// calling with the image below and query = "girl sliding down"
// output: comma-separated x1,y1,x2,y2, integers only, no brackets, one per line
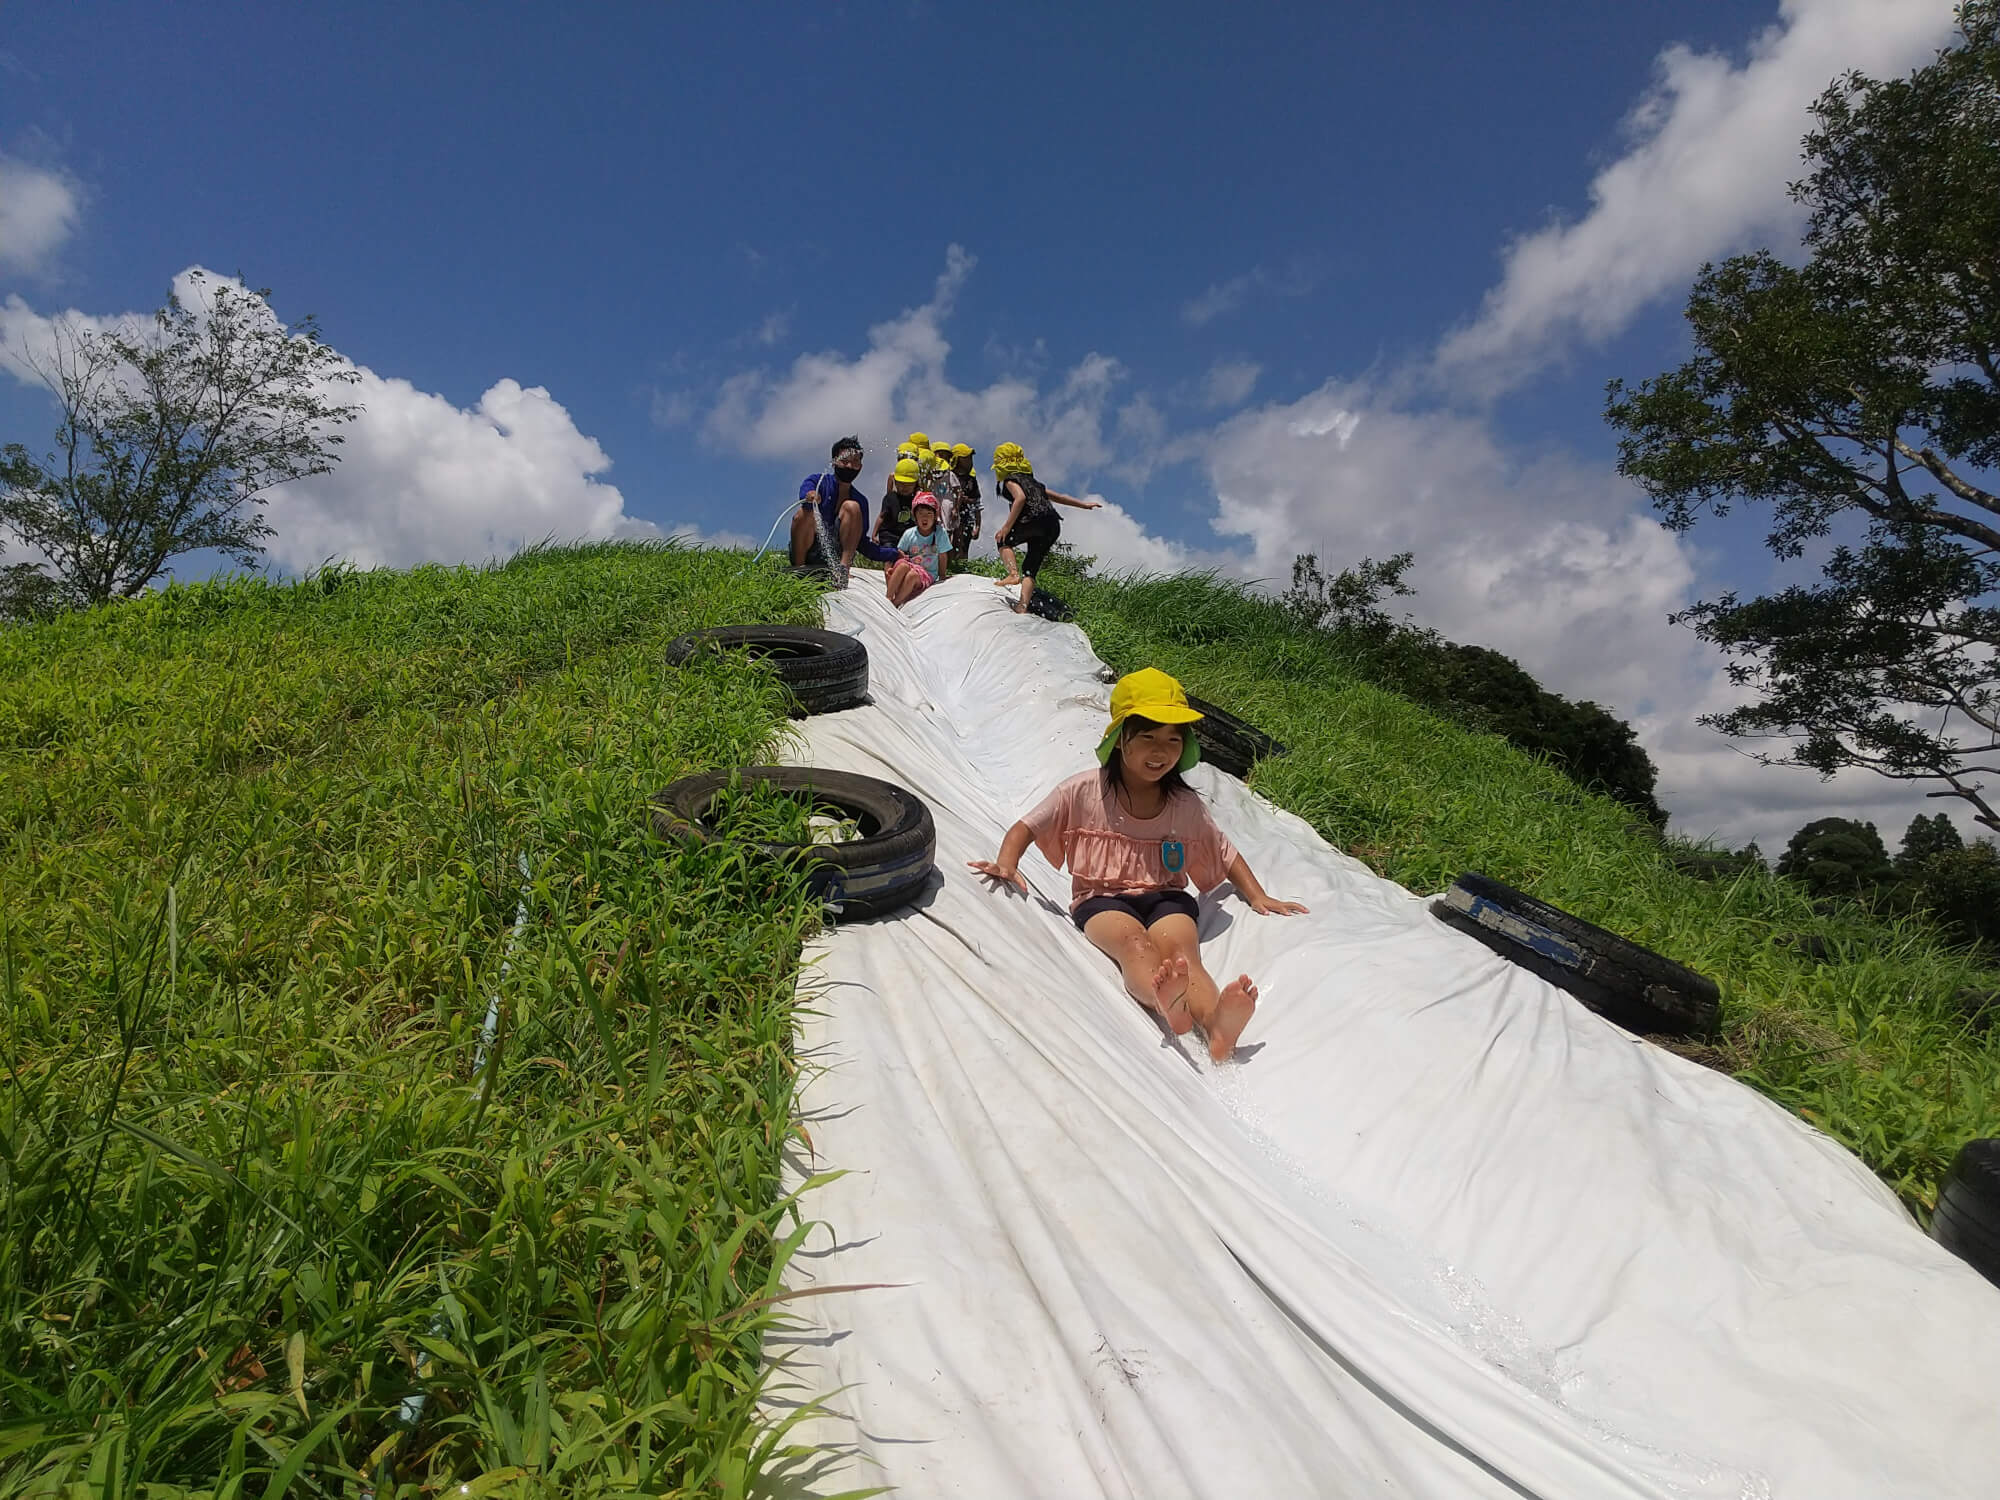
885,491,947,607
969,669,1308,1060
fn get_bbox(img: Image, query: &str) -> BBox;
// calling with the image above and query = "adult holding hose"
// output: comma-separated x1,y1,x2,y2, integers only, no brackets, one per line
991,442,1101,615
790,435,899,584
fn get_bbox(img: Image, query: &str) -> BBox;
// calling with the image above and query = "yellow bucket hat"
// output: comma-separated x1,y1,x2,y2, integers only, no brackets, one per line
907,431,931,451
951,442,975,459
1096,668,1204,770
991,441,1034,478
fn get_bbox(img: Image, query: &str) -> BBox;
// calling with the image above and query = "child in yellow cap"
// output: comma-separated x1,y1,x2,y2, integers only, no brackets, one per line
989,442,1102,615
969,668,1307,1061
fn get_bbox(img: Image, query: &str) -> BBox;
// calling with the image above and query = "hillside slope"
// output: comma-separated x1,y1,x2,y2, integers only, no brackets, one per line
0,543,827,1496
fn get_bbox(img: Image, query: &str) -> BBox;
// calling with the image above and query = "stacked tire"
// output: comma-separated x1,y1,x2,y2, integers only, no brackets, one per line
1932,1139,2000,1290
664,625,867,716
1432,872,1720,1038
651,767,936,921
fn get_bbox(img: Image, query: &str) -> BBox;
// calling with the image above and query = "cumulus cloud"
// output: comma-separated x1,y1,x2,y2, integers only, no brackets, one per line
0,156,81,277
0,269,653,574
1433,0,1958,395
704,245,1137,483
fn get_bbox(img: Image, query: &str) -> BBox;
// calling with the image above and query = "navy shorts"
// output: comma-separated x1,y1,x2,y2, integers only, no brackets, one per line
1072,888,1199,932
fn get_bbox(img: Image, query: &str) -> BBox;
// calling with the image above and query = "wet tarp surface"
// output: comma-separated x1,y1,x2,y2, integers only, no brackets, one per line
763,572,2000,1500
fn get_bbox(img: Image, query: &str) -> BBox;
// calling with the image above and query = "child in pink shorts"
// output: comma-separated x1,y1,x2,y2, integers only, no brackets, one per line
886,492,947,608
969,668,1308,1060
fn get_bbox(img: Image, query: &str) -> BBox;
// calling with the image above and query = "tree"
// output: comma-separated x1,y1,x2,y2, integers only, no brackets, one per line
1914,840,2000,946
1897,811,1965,871
1605,5,2000,832
1282,551,1665,820
1,273,360,616
1282,551,1417,639
1775,817,1896,899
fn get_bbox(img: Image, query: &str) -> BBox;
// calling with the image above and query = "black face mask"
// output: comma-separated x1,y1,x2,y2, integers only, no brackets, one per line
832,466,862,487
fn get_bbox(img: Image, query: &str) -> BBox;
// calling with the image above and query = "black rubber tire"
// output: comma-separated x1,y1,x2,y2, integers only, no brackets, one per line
1025,587,1075,622
650,766,935,920
1433,872,1721,1038
664,626,867,716
1185,695,1288,779
1932,1139,2000,1290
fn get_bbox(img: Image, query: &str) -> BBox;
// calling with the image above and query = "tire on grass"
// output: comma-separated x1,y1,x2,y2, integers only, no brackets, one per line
1432,871,1720,1038
1186,695,1288,779
665,625,867,716
650,766,936,920
1933,1139,2000,1290
1025,587,1075,622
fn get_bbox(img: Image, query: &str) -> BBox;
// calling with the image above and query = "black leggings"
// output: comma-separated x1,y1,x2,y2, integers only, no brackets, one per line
1007,520,1059,577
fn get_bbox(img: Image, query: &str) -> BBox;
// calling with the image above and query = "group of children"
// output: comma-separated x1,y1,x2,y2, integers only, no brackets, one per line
791,432,1103,614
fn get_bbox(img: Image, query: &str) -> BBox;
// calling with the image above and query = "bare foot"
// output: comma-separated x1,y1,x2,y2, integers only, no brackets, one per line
994,575,1022,587
1150,955,1194,1034
1206,975,1258,1061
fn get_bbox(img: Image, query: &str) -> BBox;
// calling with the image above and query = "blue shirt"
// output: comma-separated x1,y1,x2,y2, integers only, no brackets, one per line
800,472,898,563
897,524,944,581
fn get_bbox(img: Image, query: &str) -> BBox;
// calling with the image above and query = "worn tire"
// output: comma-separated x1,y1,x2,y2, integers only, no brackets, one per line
665,625,867,716
1933,1139,2000,1290
1432,872,1720,1038
1185,695,1288,779
1025,587,1075,622
650,766,935,920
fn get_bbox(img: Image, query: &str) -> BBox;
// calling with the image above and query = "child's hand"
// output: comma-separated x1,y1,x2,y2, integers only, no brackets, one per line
967,858,1028,894
1249,894,1309,916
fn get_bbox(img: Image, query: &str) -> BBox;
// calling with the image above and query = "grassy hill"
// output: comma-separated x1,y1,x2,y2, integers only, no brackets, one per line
0,544,830,1497
2,540,1994,1495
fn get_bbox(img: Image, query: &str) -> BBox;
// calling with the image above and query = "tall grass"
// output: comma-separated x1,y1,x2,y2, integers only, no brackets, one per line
0,542,847,1496
1049,560,2000,1210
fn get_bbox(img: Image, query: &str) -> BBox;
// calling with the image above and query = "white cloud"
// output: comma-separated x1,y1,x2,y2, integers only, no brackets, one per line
1181,265,1315,327
0,269,654,574
704,245,1133,485
753,309,792,346
1182,274,1256,327
0,157,81,277
1433,0,1958,395
1202,359,1261,409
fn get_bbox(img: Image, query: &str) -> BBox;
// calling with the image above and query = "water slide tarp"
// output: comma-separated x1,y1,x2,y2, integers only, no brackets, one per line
762,572,2000,1499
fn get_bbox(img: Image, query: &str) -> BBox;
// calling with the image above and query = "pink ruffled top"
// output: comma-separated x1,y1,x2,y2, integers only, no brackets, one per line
1022,770,1237,911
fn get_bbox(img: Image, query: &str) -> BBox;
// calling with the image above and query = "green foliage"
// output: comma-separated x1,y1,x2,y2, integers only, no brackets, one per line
1775,817,1898,898
0,274,361,616
1269,551,1664,820
0,542,855,1496
1280,550,1416,639
1605,4,2000,832
1055,563,2000,1212
1916,840,2000,947
1898,812,1965,871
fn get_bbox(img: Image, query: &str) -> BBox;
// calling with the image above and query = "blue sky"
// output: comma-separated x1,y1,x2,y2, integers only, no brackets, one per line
0,0,1970,846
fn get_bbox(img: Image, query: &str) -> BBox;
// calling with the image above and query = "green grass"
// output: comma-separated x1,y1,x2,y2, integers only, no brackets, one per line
0,542,854,1497
1046,559,2000,1211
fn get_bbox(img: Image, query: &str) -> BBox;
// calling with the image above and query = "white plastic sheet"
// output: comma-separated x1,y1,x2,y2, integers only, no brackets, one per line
763,572,2000,1499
